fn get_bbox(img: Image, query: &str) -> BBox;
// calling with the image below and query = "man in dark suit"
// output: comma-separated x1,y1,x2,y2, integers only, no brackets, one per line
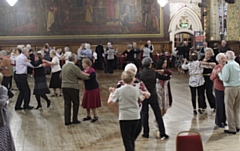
95,43,104,70
219,40,231,53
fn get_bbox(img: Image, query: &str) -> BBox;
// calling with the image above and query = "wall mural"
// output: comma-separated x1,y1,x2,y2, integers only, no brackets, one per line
0,0,163,37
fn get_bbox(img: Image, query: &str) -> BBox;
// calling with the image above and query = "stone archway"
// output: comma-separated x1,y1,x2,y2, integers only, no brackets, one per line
168,7,203,50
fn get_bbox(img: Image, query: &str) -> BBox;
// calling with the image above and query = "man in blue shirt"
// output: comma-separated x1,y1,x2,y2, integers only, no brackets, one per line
218,51,240,134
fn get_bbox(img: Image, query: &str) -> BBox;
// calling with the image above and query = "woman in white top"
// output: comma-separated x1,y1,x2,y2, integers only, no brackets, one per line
108,70,144,151
43,50,62,97
182,52,205,115
61,47,72,64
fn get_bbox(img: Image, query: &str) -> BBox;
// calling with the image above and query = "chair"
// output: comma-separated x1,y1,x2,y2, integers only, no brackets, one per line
176,131,204,151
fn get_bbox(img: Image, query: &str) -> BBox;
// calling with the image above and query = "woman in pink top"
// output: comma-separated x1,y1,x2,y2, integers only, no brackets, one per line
210,53,227,128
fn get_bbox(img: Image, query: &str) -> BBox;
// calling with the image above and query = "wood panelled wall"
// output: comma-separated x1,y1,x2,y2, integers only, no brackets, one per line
208,41,240,56
0,41,173,55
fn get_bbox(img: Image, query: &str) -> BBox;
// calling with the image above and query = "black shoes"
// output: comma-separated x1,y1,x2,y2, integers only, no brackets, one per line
83,116,92,121
160,134,169,140
224,130,236,134
236,128,240,132
193,110,197,115
51,93,58,97
91,117,98,123
65,122,72,126
59,93,63,97
73,120,81,124
35,106,42,110
24,106,34,110
142,134,149,138
15,107,24,110
47,100,51,108
15,106,34,110
65,120,81,126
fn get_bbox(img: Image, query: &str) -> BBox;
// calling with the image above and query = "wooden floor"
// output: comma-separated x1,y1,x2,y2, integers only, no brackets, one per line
8,69,240,151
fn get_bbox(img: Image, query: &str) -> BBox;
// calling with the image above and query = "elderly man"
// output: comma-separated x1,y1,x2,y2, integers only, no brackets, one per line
219,40,231,53
218,51,240,134
147,40,154,59
0,50,14,99
138,57,169,140
14,48,43,110
200,41,209,58
61,54,89,126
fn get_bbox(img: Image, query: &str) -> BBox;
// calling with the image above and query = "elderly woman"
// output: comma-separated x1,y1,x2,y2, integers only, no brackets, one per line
210,53,227,127
108,70,144,151
110,63,150,140
122,44,135,64
61,47,72,64
182,52,205,114
0,73,15,151
138,57,169,140
43,50,62,97
200,48,216,112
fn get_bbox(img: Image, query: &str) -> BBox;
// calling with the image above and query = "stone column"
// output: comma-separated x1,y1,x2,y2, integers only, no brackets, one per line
227,1,240,41
206,0,220,40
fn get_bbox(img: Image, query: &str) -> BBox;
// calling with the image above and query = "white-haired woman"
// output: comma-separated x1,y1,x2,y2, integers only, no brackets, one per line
109,63,150,140
80,43,92,60
210,53,227,127
61,47,72,64
0,73,15,151
200,48,216,112
43,50,62,97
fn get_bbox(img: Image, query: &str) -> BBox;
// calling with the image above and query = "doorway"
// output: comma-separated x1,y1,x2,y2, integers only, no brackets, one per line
174,32,193,48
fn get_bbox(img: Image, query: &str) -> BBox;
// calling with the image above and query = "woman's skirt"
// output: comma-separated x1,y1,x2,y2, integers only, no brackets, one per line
33,76,50,95
175,54,184,68
82,88,101,109
49,71,62,88
0,125,15,151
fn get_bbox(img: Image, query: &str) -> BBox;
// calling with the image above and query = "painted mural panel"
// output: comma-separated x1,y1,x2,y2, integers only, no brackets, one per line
0,0,163,36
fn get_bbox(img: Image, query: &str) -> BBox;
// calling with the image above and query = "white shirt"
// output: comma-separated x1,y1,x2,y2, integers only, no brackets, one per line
51,56,61,73
182,60,205,87
15,53,34,74
63,52,72,63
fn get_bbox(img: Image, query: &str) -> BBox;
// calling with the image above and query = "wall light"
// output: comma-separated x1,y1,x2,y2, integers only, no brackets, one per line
6,0,18,6
158,0,168,7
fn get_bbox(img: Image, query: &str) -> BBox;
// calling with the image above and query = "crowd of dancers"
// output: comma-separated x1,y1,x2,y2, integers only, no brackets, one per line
0,40,240,151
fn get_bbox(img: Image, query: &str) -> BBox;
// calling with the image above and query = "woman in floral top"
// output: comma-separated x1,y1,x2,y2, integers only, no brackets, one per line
182,52,205,114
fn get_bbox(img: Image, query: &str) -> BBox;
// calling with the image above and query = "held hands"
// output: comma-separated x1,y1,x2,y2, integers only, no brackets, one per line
213,68,221,74
183,58,188,64
155,69,164,75
109,87,116,93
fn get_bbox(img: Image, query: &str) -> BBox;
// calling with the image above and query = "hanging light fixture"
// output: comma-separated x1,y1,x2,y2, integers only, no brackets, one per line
6,0,18,6
157,0,168,7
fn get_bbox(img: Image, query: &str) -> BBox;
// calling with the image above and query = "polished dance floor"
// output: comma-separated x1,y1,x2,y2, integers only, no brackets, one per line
8,69,240,151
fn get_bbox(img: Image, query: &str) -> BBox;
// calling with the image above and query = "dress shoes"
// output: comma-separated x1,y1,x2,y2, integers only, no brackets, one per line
224,130,236,134
236,128,240,132
160,134,169,141
142,134,149,138
65,122,72,126
47,100,51,108
72,120,81,124
15,107,24,111
35,106,42,110
24,106,34,110
91,117,98,123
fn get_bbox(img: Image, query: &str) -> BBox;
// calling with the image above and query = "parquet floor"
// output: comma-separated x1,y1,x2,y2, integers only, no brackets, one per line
8,69,240,151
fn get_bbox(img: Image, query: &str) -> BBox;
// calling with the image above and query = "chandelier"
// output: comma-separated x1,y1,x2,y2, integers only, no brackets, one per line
6,0,18,6
157,0,168,7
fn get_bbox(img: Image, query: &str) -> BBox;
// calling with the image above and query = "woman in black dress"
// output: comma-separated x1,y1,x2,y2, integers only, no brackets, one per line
31,53,51,109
